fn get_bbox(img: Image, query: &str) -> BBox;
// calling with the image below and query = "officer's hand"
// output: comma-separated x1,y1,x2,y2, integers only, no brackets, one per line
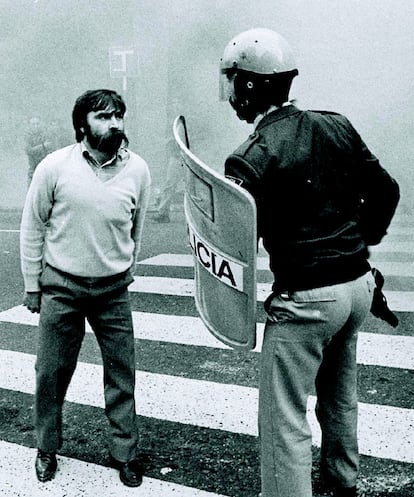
23,292,41,313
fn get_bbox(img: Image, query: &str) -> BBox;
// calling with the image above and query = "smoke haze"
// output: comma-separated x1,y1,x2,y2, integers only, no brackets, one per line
0,0,412,211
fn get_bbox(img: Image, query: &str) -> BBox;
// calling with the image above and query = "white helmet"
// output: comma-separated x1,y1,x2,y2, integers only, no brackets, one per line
220,27,297,77
219,28,298,122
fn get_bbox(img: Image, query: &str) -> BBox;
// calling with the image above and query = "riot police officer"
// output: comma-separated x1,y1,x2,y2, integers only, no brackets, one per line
220,28,399,497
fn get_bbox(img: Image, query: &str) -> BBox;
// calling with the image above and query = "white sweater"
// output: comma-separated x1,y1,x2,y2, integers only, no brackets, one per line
20,144,151,292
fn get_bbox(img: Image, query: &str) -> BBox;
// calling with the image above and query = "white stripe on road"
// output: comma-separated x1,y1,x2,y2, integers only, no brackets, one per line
355,332,414,369
0,349,412,463
370,261,414,277
384,291,414,312
1,306,413,371
129,276,196,297
139,254,194,267
0,441,228,497
129,276,414,312
306,397,414,468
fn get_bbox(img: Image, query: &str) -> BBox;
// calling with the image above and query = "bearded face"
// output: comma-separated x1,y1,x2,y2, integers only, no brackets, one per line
83,107,128,155
85,126,127,155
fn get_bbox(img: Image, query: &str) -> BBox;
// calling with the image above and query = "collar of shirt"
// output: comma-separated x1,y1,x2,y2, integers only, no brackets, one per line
254,101,293,129
80,142,130,181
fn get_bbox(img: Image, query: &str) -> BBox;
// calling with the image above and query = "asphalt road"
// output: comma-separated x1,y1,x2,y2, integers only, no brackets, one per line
0,207,413,497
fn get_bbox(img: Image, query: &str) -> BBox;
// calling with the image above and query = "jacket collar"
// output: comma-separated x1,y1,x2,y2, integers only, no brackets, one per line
255,104,301,132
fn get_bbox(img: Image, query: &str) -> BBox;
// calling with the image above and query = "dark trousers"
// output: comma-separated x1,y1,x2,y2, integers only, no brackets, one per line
35,264,138,462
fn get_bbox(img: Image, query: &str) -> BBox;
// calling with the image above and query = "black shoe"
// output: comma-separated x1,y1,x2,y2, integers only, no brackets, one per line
319,466,358,497
110,455,143,487
35,450,57,482
333,485,358,497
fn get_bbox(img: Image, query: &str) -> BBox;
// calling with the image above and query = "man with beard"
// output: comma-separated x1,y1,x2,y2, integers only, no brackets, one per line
20,89,151,487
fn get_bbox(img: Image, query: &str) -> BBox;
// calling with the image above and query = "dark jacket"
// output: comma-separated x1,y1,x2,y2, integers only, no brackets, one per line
225,105,400,292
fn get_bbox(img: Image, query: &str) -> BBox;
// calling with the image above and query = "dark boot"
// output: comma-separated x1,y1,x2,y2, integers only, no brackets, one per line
35,450,57,482
109,455,143,488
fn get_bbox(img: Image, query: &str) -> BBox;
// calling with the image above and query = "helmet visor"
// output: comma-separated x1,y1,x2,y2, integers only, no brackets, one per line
219,68,236,102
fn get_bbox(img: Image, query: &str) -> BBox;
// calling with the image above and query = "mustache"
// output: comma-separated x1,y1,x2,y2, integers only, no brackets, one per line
96,129,128,153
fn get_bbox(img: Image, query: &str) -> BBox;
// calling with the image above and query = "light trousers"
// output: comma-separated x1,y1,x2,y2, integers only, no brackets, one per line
259,271,375,497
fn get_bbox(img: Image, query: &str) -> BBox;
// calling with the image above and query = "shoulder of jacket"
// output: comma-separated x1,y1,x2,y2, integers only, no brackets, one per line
227,132,270,180
232,132,263,158
306,109,352,125
307,109,343,117
304,110,354,133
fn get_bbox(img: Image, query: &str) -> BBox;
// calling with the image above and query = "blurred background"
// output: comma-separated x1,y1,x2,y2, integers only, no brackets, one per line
0,0,412,211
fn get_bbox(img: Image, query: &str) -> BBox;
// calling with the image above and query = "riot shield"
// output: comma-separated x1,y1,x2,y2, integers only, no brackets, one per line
173,115,257,350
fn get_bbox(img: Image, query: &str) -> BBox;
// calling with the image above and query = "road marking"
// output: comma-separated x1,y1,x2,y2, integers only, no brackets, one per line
2,215,413,494
384,291,414,311
139,254,194,267
129,276,196,296
0,349,412,463
370,261,414,277
0,441,228,497
139,254,414,276
1,306,413,370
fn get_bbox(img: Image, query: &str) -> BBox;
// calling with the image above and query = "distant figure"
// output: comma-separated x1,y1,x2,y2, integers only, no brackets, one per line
24,117,51,185
46,118,73,152
152,98,184,223
152,134,183,223
20,89,151,487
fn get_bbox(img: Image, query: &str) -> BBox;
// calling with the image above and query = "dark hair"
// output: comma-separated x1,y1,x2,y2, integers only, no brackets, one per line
72,89,126,142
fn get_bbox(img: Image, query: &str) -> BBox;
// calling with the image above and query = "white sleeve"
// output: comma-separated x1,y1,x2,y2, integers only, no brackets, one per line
131,163,151,263
20,159,56,291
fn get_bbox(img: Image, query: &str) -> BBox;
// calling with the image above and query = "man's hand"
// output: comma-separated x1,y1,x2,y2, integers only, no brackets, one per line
23,292,41,313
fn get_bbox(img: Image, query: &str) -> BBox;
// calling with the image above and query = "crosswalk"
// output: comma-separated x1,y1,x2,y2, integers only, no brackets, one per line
0,215,413,496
